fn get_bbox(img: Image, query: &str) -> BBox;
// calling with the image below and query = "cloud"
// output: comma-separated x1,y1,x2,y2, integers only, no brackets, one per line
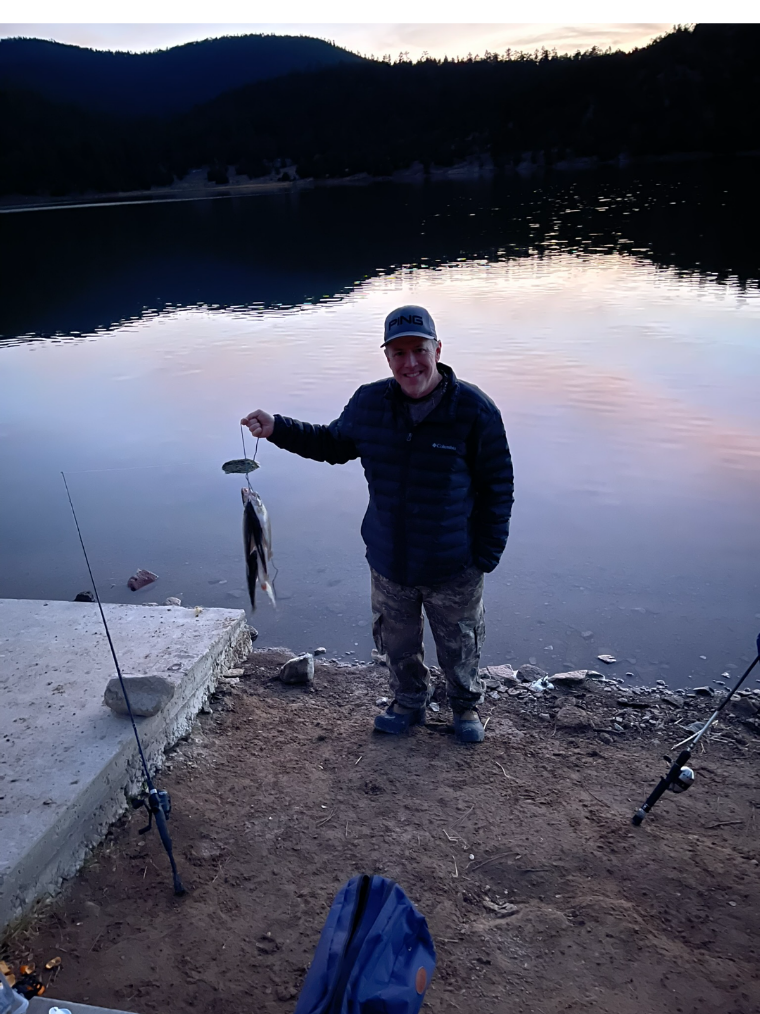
0,21,672,59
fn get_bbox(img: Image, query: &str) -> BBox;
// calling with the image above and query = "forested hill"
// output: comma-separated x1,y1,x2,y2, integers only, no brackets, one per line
0,35,363,116
1,24,759,199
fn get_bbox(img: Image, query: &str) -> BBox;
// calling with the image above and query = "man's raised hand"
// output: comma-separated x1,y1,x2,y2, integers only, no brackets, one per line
241,409,275,439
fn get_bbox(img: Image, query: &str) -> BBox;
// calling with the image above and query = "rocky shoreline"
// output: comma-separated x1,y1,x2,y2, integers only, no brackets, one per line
260,647,760,749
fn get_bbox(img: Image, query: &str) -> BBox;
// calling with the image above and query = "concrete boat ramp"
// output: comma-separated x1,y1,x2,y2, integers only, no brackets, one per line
0,598,252,936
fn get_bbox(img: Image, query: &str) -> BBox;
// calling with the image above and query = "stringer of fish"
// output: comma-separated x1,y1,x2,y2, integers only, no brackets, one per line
241,486,276,610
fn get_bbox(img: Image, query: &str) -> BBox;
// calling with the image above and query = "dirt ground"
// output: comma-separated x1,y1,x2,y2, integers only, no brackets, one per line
4,649,760,1014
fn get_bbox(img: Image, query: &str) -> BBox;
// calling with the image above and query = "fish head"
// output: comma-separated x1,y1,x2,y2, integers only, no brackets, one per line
241,487,264,510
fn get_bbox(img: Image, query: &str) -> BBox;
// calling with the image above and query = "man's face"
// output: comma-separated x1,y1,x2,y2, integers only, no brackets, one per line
384,335,442,399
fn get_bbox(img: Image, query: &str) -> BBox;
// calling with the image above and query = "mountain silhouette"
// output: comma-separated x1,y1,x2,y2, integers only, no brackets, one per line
0,34,363,116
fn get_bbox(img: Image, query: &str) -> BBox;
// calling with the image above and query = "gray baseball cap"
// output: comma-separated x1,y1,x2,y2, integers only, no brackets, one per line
382,304,438,347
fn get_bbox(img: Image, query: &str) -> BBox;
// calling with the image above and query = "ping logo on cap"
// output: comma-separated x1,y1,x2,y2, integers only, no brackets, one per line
389,313,424,329
383,304,437,346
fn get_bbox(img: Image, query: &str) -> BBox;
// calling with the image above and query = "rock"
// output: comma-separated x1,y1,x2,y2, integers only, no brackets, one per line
613,722,624,733
730,696,760,718
656,679,667,687
74,591,94,602
482,897,518,916
127,568,159,591
489,690,501,700
376,697,389,706
660,693,684,708
480,664,517,683
371,648,388,666
164,596,182,606
551,669,588,685
104,674,175,716
598,732,614,745
226,668,244,677
279,653,315,685
694,686,714,696
616,697,650,709
429,702,440,712
484,679,502,690
581,630,594,640
516,663,548,682
597,654,617,665
556,705,594,730
314,647,327,655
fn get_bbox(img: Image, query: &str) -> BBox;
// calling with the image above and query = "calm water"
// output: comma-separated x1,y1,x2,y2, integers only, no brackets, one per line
2,163,759,688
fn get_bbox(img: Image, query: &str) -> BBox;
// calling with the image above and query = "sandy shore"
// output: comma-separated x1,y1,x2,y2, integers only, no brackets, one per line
3,647,759,1013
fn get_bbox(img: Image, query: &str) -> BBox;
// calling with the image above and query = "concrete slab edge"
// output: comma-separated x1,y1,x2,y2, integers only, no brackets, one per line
30,996,139,1014
1,613,251,937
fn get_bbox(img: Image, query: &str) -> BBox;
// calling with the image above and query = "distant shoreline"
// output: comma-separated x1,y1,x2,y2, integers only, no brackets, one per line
2,151,758,215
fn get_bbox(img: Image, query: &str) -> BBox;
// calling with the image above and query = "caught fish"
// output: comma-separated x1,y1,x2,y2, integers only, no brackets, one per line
242,487,275,610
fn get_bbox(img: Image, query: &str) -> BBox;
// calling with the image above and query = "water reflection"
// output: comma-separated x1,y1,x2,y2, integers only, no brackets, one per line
1,165,759,689
1,159,758,345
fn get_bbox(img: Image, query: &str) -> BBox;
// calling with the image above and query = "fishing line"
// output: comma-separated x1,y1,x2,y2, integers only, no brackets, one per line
632,636,760,826
61,471,186,895
240,424,260,490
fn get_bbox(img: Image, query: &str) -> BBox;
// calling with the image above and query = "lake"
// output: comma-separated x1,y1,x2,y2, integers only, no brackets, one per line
1,160,759,689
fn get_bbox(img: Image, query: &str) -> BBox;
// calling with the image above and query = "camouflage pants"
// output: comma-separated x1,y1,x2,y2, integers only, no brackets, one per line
370,565,486,714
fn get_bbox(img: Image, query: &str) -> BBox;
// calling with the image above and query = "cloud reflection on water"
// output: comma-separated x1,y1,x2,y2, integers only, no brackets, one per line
1,175,759,684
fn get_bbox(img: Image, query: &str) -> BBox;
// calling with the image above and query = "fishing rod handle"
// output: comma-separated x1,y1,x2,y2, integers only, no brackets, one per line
632,748,692,826
152,800,186,896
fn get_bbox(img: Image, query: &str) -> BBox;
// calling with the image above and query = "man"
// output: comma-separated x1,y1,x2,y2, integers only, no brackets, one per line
241,305,513,744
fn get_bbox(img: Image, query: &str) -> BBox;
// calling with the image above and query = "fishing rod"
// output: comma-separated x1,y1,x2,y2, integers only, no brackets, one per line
61,472,186,895
632,633,760,826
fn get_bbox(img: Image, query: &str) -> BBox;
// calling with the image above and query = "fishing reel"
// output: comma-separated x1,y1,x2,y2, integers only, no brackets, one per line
666,764,695,794
132,788,172,834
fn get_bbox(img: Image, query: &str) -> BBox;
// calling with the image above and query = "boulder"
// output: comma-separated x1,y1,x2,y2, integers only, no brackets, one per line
555,705,595,730
516,663,548,683
279,653,315,685
551,669,588,685
104,674,176,717
164,596,182,606
660,692,684,708
480,664,518,684
127,568,159,591
729,696,760,718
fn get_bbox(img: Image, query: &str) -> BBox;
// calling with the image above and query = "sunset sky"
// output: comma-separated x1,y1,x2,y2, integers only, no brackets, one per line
0,0,736,61
0,21,676,59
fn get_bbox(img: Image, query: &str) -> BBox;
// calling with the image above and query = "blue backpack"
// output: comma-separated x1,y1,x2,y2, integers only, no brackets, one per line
294,874,436,1014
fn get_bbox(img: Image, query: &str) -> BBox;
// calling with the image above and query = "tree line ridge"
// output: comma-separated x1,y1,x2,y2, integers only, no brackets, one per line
1,24,758,199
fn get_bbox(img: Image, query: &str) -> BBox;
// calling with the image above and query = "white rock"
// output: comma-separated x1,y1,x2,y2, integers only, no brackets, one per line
551,670,588,685
376,697,389,706
314,647,327,655
104,674,176,717
429,702,440,712
164,597,182,606
279,653,315,684
597,654,617,664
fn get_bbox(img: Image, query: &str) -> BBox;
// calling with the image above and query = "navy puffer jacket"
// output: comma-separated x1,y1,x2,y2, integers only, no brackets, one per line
270,364,514,587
